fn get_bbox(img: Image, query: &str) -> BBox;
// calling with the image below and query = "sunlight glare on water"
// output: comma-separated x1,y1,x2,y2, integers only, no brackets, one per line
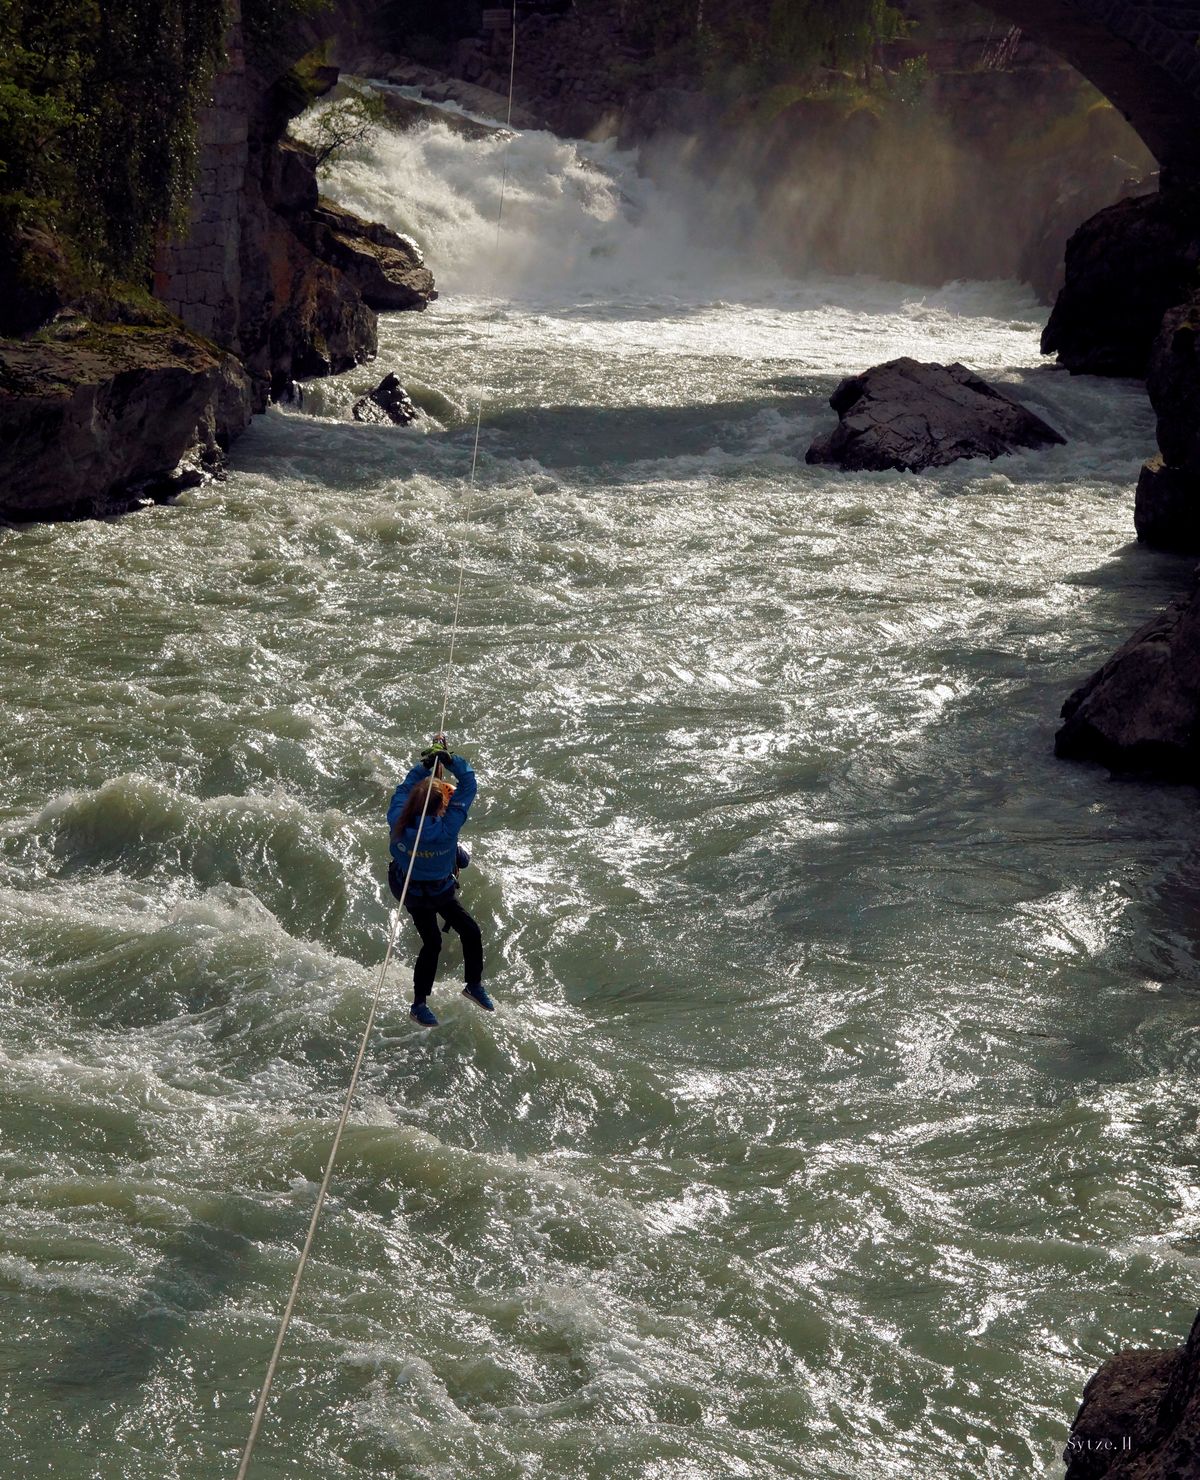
1,107,1199,1480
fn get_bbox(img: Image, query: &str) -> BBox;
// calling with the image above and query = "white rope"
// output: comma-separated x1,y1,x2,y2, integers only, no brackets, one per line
439,0,520,735
236,6,519,1474
235,766,441,1480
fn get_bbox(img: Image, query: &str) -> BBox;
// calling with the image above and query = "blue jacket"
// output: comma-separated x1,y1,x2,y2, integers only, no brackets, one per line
387,754,477,898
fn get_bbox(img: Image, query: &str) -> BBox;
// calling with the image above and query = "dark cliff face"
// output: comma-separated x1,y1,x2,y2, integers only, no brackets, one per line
153,0,435,414
0,0,435,521
1041,191,1200,377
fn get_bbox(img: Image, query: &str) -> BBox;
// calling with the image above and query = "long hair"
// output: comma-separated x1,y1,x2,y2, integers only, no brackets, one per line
391,778,451,840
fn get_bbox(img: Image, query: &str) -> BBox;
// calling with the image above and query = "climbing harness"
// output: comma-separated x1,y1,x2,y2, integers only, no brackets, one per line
234,7,519,1474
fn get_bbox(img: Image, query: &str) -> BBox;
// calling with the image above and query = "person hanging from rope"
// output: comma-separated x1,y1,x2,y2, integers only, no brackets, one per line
387,734,491,1026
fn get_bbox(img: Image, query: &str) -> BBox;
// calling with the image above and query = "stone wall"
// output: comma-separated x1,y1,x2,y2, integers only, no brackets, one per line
153,0,250,352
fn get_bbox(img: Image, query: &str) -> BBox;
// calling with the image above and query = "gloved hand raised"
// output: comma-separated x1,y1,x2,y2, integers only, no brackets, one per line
420,733,453,771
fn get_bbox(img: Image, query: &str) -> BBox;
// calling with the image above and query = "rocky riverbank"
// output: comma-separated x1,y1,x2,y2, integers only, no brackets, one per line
0,0,434,522
1040,184,1200,780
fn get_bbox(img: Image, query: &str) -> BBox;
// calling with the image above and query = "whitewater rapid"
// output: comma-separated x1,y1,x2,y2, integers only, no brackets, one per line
1,104,1198,1480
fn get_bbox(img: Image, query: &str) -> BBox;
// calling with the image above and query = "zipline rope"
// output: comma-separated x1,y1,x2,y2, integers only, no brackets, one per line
235,7,519,1475
439,0,520,735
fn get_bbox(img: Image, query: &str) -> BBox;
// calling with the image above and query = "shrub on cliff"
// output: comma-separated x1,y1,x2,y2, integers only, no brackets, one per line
300,86,389,172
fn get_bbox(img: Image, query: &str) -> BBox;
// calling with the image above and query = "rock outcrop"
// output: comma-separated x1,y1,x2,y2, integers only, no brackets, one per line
1055,585,1200,777
352,372,417,424
1130,292,1200,551
0,0,438,520
1064,1311,1200,1478
297,198,436,313
370,82,502,140
1041,188,1200,376
152,9,433,411
805,358,1065,473
1134,456,1200,550
1019,170,1154,306
0,318,251,520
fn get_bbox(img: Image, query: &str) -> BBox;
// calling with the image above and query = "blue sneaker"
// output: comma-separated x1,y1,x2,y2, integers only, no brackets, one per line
410,1001,438,1027
462,983,494,1012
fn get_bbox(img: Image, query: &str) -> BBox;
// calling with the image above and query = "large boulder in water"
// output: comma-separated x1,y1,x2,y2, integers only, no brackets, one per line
352,373,417,425
805,358,1065,473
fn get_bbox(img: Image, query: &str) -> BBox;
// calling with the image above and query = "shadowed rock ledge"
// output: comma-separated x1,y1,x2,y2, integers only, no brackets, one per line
296,198,436,314
0,318,251,520
1055,586,1200,777
1042,189,1200,379
1064,1311,1200,1478
1045,185,1200,783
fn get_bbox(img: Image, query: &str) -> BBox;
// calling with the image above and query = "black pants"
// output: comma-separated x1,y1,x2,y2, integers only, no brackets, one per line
406,896,483,1002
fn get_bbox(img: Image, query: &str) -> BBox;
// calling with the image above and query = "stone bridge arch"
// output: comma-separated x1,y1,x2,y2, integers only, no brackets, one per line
981,0,1200,180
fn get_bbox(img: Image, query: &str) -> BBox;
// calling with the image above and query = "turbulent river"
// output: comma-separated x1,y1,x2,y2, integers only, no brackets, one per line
2,108,1199,1480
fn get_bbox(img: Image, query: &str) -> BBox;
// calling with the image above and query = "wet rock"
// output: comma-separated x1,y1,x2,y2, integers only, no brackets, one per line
804,358,1065,473
1118,290,1200,552
298,198,436,313
1150,297,1200,472
0,320,251,520
352,373,417,425
265,136,320,215
194,344,257,466
1134,457,1200,552
380,65,545,129
1055,586,1200,777
1063,1310,1200,1478
1042,188,1200,376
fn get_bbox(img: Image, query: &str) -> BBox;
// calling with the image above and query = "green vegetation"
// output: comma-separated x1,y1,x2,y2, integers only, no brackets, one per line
0,0,336,329
0,1,228,279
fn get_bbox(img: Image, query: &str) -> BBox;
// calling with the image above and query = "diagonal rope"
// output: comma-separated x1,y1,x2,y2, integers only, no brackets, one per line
235,766,440,1480
236,7,519,1475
